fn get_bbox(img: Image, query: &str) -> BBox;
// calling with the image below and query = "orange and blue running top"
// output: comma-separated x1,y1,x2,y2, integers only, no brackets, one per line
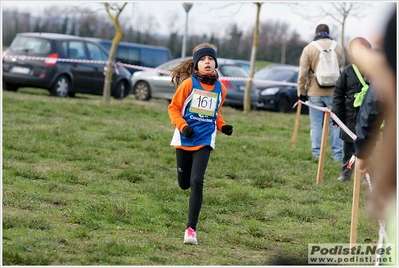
168,75,227,151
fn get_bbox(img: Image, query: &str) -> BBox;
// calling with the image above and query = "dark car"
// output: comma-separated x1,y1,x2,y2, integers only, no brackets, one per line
2,32,132,99
87,38,173,75
254,64,308,113
131,57,260,109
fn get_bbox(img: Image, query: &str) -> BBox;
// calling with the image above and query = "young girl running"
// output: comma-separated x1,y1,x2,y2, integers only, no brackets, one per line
168,43,233,245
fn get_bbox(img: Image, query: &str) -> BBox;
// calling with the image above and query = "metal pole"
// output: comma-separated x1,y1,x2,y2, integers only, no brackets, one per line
182,11,188,59
181,3,193,59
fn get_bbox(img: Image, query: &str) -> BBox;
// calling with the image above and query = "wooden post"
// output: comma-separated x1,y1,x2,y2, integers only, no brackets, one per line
292,102,302,151
316,110,330,184
350,157,361,247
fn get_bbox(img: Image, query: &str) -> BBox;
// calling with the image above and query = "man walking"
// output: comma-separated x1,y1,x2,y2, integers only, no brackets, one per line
298,24,346,161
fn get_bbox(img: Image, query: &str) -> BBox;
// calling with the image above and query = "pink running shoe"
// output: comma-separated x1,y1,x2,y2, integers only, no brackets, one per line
184,227,198,245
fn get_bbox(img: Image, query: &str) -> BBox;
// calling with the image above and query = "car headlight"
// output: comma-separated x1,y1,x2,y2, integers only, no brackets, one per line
260,87,280,96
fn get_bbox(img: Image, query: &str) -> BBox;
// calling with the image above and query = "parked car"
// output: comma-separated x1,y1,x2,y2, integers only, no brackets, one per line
230,59,257,74
88,38,173,75
130,57,260,109
254,64,308,113
2,32,132,99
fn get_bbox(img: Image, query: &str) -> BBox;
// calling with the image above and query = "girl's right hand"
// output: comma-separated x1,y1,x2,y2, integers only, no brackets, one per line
182,125,195,138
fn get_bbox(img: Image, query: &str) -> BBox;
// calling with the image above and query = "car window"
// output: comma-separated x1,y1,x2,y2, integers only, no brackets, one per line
59,41,68,58
141,48,170,67
68,41,88,60
117,46,140,65
238,64,250,74
218,65,248,77
86,42,108,61
99,42,111,51
234,62,251,74
255,68,296,81
9,36,52,55
292,72,298,83
160,59,181,71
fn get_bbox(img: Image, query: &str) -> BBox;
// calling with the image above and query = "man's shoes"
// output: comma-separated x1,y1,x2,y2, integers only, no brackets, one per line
337,175,351,182
184,227,198,245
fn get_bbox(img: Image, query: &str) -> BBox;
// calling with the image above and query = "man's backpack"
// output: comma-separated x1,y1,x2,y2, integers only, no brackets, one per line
311,40,340,87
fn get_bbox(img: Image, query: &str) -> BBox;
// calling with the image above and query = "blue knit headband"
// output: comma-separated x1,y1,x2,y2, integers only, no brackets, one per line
193,47,218,70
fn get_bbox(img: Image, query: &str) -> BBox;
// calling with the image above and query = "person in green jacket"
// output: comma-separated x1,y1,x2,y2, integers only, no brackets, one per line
331,37,372,182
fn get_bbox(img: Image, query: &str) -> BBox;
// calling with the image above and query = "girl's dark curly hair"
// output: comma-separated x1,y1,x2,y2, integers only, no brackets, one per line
170,43,217,87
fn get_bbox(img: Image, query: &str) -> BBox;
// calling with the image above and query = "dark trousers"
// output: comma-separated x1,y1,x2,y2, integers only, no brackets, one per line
176,146,211,231
342,140,377,181
341,141,354,179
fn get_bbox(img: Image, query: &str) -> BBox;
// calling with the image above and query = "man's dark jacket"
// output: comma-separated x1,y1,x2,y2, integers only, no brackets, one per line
332,64,368,143
353,85,384,159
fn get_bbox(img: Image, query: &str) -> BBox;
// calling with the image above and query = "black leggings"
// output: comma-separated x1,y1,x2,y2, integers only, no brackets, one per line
176,146,211,231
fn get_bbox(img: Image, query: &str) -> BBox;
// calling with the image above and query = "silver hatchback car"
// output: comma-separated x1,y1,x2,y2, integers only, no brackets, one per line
130,58,260,109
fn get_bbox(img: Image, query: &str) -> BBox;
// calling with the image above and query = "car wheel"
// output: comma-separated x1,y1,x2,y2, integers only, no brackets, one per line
277,97,292,113
113,80,129,100
134,81,151,101
51,75,70,97
3,82,19,92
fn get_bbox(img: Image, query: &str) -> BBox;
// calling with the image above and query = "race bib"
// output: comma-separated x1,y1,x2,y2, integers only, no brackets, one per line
189,89,218,116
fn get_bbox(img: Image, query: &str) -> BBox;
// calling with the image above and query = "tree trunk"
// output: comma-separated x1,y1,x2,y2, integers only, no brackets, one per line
103,2,127,104
243,2,262,113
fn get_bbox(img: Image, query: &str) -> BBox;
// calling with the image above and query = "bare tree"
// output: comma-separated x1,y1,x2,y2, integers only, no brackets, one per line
166,11,181,58
223,23,244,58
102,2,128,104
243,2,263,113
257,20,291,63
288,2,375,50
321,2,375,50
2,10,31,46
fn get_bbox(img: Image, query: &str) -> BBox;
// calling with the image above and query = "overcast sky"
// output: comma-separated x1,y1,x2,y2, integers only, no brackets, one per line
1,1,396,47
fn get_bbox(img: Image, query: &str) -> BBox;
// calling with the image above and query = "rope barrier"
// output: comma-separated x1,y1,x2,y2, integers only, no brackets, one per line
2,54,299,86
298,99,388,265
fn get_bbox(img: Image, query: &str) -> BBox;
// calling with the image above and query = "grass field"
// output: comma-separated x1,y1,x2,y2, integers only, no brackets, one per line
2,88,379,265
